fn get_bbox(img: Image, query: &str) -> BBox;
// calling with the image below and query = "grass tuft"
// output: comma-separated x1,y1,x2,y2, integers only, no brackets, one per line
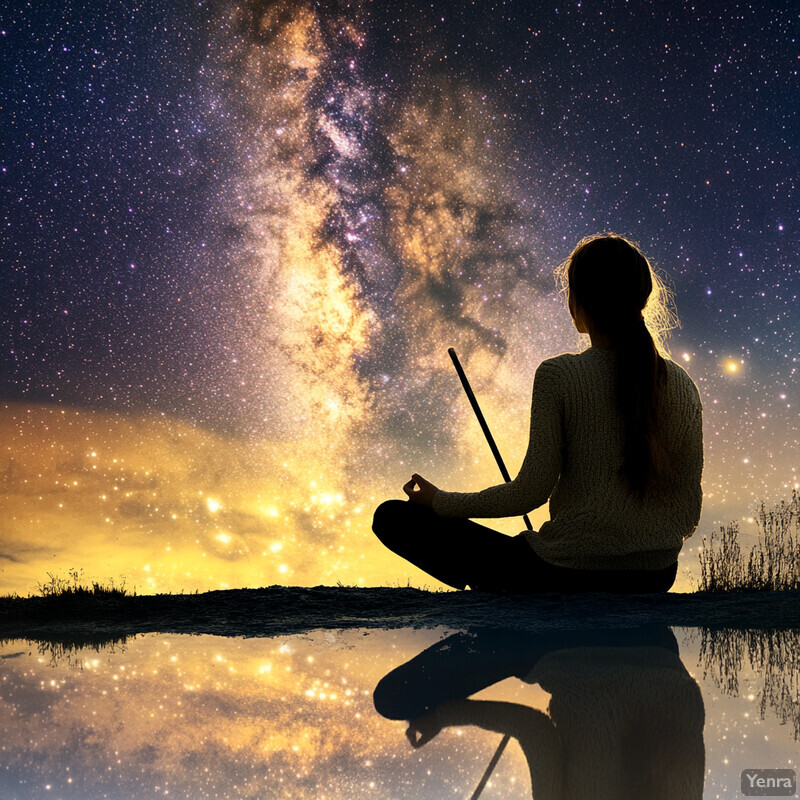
36,568,133,600
699,489,799,592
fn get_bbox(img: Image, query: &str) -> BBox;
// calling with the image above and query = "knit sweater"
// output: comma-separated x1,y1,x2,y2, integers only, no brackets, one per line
431,347,704,570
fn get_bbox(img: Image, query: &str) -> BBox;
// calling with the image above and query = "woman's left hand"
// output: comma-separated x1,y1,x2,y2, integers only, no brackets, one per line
402,473,439,507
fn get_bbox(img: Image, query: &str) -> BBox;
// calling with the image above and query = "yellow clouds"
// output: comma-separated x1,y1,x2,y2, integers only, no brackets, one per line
0,402,438,596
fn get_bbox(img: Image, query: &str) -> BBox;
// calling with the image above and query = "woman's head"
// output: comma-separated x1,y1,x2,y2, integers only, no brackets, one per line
559,234,674,351
556,234,677,498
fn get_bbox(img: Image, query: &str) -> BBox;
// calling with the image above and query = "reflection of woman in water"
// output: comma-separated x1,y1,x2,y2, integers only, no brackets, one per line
374,628,706,800
373,234,703,592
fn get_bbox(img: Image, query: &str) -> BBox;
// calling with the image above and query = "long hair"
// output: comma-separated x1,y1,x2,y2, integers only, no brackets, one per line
556,234,678,498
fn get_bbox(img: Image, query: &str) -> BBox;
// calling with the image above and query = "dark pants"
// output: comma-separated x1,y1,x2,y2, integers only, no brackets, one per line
374,627,680,720
372,499,677,594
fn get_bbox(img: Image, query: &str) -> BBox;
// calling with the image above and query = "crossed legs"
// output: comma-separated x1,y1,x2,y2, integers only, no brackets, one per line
372,498,678,593
372,499,540,592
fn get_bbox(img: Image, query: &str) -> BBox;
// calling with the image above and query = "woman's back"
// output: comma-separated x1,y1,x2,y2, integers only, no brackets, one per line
430,344,703,572
525,346,703,571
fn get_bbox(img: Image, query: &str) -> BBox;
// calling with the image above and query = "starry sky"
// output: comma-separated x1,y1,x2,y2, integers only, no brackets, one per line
1,0,798,595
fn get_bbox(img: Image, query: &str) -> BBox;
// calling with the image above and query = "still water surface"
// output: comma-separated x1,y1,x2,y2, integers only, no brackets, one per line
1,627,797,799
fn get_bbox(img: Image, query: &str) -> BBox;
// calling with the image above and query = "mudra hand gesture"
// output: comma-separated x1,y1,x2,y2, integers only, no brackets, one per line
406,711,442,748
403,473,439,507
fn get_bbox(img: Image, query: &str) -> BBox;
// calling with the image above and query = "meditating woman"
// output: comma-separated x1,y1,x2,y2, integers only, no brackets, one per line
372,233,704,593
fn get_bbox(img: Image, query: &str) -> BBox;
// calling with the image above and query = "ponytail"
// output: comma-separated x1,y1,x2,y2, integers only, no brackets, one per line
612,313,669,497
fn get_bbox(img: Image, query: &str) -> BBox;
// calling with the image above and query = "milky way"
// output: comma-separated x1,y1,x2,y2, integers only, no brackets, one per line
1,0,798,594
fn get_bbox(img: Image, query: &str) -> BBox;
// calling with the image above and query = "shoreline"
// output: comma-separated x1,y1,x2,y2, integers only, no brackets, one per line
2,586,799,642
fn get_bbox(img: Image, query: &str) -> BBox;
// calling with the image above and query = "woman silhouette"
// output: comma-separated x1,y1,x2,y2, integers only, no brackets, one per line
372,234,703,593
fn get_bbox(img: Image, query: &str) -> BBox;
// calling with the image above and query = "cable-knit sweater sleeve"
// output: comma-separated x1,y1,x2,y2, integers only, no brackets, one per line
431,360,563,518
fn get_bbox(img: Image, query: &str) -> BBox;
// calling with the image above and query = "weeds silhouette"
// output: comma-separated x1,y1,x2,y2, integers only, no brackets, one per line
699,490,799,592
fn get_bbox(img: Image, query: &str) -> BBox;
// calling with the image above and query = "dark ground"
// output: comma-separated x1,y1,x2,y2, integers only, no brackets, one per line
2,586,799,643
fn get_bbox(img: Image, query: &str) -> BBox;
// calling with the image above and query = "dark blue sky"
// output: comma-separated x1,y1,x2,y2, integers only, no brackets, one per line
2,0,798,425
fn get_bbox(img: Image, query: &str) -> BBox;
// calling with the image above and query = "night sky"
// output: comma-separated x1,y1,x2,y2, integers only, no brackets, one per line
1,0,798,595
